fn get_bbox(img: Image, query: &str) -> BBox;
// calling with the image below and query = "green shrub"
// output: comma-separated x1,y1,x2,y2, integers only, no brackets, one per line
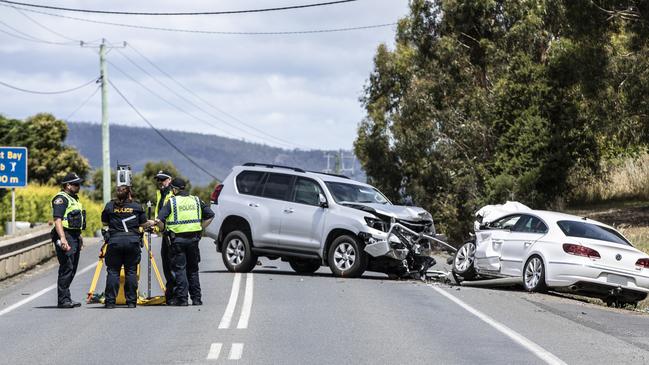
0,184,103,237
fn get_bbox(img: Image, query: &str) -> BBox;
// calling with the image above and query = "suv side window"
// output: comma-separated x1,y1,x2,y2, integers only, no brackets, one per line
292,178,323,206
236,170,265,196
261,173,294,201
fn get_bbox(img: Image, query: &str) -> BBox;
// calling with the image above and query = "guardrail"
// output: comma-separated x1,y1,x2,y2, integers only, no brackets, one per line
0,226,53,280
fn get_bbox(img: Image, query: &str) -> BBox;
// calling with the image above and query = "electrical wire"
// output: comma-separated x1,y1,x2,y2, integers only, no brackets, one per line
1,3,396,36
108,79,220,181
0,0,358,16
0,77,98,94
13,5,82,42
65,85,100,120
119,47,310,149
0,19,76,45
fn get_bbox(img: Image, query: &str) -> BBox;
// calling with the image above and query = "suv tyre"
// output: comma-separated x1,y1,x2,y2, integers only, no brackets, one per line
288,259,321,274
327,235,367,278
222,230,257,273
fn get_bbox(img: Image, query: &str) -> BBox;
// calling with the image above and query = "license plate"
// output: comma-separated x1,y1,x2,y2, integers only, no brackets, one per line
607,274,629,286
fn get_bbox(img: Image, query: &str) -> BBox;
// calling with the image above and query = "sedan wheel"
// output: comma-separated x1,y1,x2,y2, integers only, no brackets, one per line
452,241,476,280
523,256,547,292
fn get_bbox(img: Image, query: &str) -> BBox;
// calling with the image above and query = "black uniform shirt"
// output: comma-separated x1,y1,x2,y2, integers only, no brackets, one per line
52,192,79,219
158,191,215,238
101,200,147,243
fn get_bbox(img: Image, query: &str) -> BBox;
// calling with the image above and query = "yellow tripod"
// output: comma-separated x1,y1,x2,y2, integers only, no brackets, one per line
87,233,166,305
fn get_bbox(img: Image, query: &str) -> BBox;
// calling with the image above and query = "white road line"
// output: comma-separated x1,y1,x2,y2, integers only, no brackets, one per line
431,286,566,365
0,261,98,317
228,343,244,360
236,273,254,329
218,273,241,329
206,343,223,360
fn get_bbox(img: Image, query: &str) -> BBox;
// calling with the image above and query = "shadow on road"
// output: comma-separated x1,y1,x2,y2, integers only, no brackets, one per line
201,268,390,281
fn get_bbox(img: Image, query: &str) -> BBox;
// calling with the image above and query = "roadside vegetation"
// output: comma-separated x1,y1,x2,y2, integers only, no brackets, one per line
355,1,649,244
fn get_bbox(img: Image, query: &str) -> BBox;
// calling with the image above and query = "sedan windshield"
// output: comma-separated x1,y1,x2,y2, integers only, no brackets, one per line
557,220,631,246
325,182,390,205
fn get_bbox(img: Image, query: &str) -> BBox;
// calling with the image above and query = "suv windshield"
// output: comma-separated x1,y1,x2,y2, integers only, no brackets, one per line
557,220,631,246
325,181,390,205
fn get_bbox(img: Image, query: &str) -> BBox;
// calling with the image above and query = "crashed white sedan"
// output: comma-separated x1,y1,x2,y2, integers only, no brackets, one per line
453,203,649,306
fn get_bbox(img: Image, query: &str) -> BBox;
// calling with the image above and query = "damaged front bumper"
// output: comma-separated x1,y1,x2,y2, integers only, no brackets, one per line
360,223,457,278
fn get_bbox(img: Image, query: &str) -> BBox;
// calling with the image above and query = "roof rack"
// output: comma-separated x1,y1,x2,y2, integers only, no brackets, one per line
308,170,350,179
243,162,305,173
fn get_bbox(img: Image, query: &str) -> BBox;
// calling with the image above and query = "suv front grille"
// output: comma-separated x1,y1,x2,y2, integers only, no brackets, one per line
397,219,434,234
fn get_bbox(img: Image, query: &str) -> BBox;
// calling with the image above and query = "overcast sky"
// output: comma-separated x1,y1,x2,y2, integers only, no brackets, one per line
0,0,410,150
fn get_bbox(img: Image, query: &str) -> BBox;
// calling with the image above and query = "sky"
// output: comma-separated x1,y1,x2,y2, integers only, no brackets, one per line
0,0,410,150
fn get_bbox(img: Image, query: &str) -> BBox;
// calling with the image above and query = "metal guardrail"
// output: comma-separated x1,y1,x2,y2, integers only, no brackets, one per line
0,226,53,280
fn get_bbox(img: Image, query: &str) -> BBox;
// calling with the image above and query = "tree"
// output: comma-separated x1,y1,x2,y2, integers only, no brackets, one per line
355,0,649,243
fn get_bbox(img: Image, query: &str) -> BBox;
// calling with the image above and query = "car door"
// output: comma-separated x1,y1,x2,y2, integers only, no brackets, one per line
500,215,548,277
254,172,295,247
474,214,522,273
279,177,327,251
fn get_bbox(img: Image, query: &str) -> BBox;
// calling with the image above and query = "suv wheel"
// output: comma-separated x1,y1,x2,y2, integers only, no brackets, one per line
327,235,367,278
288,259,321,274
222,230,257,273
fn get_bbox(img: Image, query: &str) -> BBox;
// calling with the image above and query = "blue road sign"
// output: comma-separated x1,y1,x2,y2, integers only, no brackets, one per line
0,147,28,188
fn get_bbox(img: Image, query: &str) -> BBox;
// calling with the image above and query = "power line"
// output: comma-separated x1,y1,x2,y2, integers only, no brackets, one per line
114,49,297,149
109,79,220,181
0,19,76,45
124,45,312,149
1,4,396,36
65,85,100,120
0,77,98,94
0,0,358,16
13,5,83,43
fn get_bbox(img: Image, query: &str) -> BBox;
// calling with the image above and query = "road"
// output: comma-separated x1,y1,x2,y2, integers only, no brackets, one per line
2,237,649,364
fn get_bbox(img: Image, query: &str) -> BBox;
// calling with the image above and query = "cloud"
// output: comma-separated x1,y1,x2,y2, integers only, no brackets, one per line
0,0,410,150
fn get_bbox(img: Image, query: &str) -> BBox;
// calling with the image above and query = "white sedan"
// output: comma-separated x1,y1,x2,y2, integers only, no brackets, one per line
452,208,649,306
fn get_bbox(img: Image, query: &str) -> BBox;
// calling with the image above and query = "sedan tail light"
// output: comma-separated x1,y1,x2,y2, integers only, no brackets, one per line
636,258,649,269
210,184,224,204
562,243,601,259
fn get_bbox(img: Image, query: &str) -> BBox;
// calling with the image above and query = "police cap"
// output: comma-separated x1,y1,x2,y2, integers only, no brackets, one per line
154,170,172,181
61,172,84,185
170,178,186,190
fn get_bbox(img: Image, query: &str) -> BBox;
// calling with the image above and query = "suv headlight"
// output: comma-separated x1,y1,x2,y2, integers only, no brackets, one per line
364,217,388,232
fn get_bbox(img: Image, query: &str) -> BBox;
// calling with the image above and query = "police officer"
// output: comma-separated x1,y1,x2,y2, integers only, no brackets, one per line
155,178,214,306
101,185,155,309
154,170,175,301
51,172,86,308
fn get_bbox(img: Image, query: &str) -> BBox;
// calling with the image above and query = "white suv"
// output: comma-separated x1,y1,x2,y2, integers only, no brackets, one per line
205,163,440,278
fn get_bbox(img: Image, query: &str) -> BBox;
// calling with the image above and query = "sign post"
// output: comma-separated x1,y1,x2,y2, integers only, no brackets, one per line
0,147,28,235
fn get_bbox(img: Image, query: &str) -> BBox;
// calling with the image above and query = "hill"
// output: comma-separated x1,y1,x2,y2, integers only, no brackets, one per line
64,122,365,186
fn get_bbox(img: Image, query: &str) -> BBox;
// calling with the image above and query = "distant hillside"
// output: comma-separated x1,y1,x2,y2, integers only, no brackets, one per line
65,122,365,186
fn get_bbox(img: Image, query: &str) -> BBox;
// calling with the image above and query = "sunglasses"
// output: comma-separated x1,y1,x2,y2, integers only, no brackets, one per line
69,183,81,187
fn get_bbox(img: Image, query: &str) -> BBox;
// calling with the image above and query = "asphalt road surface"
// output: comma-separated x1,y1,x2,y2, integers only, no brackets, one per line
2,237,649,364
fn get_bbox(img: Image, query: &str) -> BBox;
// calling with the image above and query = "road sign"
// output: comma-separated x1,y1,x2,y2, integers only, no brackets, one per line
0,147,28,188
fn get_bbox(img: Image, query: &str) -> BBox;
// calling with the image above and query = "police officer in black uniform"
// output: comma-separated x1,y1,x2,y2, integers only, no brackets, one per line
154,170,175,302
101,185,155,308
51,172,86,309
155,178,214,306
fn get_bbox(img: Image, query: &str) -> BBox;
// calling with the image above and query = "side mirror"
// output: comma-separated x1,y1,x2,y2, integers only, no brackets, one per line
319,194,328,208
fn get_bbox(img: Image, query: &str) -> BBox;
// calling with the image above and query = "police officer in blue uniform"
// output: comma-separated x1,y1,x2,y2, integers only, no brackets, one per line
101,185,155,308
154,170,175,302
155,178,214,306
51,172,86,308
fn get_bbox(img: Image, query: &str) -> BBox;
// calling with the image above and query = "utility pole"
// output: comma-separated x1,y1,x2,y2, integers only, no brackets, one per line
99,39,110,204
83,39,126,204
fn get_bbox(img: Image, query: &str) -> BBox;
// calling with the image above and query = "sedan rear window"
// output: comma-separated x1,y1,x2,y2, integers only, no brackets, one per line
556,220,631,246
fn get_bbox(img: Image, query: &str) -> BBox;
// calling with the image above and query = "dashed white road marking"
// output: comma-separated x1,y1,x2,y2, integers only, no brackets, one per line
219,273,241,329
228,343,244,360
237,273,254,329
0,261,98,317
206,343,223,360
431,286,566,365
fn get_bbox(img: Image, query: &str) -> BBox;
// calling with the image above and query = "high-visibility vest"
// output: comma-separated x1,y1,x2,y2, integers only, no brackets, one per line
155,188,174,219
52,191,85,230
166,195,202,234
